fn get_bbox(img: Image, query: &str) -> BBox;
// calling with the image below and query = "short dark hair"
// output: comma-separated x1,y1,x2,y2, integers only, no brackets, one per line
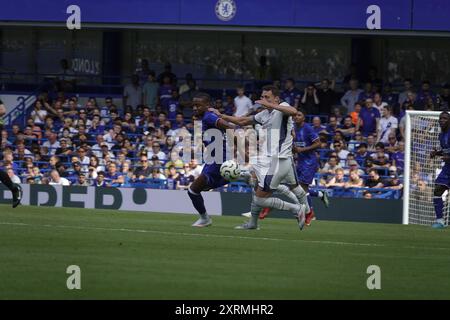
194,92,211,104
262,85,280,97
375,142,385,149
358,143,368,149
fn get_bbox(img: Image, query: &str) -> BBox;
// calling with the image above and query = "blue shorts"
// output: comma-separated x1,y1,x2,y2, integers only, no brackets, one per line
201,163,228,190
297,162,319,185
435,164,450,187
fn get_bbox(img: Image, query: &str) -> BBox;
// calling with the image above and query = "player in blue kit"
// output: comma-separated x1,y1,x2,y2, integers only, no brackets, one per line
430,111,450,229
293,110,329,226
188,93,234,227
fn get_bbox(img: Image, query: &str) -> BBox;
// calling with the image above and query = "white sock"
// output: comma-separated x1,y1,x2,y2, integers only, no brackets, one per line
254,196,300,214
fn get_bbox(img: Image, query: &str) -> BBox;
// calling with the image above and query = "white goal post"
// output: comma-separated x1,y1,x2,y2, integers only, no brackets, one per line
403,110,450,226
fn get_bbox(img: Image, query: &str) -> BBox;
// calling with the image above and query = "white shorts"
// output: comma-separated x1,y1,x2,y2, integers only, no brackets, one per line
253,157,299,192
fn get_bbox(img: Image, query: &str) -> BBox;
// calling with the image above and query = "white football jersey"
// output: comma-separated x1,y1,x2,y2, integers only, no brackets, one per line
253,102,293,159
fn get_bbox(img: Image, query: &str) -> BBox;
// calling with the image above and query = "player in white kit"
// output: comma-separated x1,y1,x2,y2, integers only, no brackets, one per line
211,85,309,230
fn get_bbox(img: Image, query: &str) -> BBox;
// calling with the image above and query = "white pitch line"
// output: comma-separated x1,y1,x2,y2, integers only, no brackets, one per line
1,221,450,251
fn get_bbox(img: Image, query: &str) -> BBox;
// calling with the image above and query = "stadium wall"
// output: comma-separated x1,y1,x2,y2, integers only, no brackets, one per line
0,184,402,224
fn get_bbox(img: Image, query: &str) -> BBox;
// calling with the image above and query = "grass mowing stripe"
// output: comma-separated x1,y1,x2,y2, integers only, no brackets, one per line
3,221,450,251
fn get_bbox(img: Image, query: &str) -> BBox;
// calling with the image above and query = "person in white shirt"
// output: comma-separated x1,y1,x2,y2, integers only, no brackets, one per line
372,92,388,113
146,142,167,161
378,105,398,144
49,170,71,186
233,85,253,117
332,141,350,167
30,100,48,125
43,132,60,155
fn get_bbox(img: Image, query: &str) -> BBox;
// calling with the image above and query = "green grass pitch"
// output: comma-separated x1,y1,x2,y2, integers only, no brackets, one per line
0,204,449,300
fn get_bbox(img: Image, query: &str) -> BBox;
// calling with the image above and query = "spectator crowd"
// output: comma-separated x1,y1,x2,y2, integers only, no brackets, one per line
1,61,449,199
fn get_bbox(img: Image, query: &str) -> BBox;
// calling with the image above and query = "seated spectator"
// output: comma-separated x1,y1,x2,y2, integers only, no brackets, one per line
366,134,377,152
348,131,364,152
336,116,356,141
55,138,73,162
311,116,327,135
325,115,339,138
74,173,90,186
371,142,389,159
150,155,163,169
346,159,365,176
173,112,186,130
105,163,124,187
94,171,107,187
49,169,71,186
331,141,349,166
121,162,133,187
391,142,405,172
147,142,167,161
320,155,342,179
43,132,60,155
385,133,399,154
164,150,184,172
176,165,195,190
383,172,403,190
324,168,346,188
366,168,384,188
151,167,166,180
133,155,152,180
345,169,364,188
372,151,391,168
166,165,179,190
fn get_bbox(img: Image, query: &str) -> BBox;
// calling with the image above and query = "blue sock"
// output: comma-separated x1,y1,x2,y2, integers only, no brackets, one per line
309,189,318,197
188,189,206,216
433,197,444,220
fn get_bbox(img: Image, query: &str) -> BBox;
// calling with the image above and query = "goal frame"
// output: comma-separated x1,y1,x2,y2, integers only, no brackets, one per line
403,110,442,225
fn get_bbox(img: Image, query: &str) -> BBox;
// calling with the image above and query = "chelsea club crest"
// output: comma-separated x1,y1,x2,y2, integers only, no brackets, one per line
215,0,237,21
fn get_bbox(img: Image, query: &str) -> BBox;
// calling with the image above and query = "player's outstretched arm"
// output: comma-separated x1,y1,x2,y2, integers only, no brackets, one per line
208,108,254,127
255,100,297,116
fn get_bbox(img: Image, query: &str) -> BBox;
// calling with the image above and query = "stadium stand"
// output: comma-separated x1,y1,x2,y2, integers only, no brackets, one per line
1,68,449,200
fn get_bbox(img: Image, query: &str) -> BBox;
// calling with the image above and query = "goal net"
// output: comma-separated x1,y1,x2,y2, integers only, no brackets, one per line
404,110,450,226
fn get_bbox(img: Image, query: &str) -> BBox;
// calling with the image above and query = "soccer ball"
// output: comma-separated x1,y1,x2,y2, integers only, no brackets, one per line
220,160,241,180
